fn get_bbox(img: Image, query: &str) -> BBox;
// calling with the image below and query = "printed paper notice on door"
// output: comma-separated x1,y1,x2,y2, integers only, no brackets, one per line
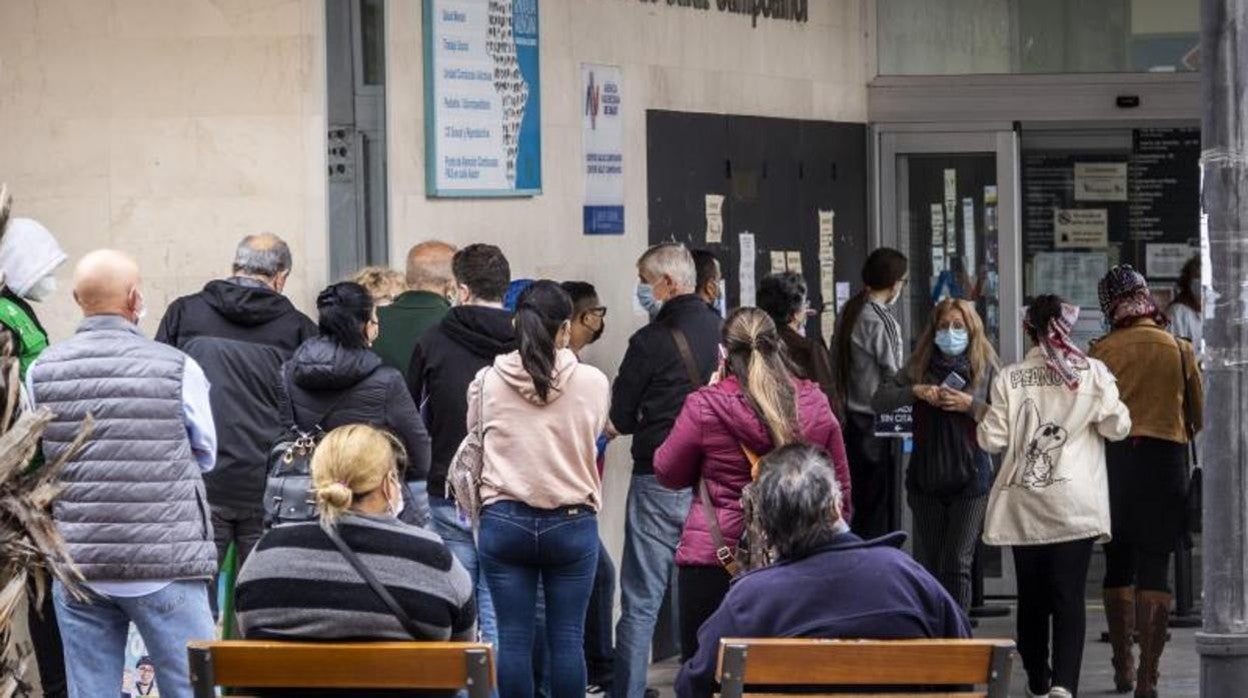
930,204,945,247
943,169,957,223
818,210,835,256
961,197,977,273
704,193,725,244
1146,243,1196,279
1054,208,1109,248
785,251,802,272
738,233,756,307
1074,162,1127,202
770,251,787,274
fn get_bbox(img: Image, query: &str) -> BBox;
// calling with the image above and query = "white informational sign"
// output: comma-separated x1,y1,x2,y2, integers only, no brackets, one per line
818,209,835,307
738,232,756,307
704,193,724,243
1074,162,1128,201
930,203,945,246
836,281,852,311
769,251,787,274
424,0,542,197
818,210,834,253
961,197,976,272
1030,252,1109,308
943,169,957,228
1054,208,1109,248
1146,243,1196,279
785,251,802,272
582,64,623,234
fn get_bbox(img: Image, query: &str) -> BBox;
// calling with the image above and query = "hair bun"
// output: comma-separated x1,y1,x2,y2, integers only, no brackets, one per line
315,481,354,512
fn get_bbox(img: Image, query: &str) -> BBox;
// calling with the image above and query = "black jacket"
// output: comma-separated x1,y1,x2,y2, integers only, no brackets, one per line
156,279,318,512
611,294,723,474
281,337,431,483
407,305,516,498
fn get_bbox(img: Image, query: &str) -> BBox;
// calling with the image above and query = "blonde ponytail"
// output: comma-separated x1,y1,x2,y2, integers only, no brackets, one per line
310,424,404,524
725,308,799,448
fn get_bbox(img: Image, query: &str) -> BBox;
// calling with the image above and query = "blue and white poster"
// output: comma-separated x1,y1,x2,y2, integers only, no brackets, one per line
424,0,542,197
582,63,624,235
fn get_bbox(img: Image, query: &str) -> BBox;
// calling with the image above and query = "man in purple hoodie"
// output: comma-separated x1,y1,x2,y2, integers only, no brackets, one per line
675,444,971,698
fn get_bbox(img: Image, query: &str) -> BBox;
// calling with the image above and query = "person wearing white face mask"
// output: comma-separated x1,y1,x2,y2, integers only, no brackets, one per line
830,247,909,540
0,216,68,378
1,205,69,696
873,298,999,612
235,424,477,651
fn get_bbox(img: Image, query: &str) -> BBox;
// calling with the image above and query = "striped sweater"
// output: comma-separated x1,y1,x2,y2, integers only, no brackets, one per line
236,513,476,642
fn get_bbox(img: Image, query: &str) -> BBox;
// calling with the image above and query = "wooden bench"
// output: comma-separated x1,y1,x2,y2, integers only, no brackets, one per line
187,640,494,697
715,638,1016,698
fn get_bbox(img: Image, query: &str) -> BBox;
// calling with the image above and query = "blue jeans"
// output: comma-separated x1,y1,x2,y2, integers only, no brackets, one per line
479,501,599,698
612,474,692,698
52,579,215,698
430,497,497,644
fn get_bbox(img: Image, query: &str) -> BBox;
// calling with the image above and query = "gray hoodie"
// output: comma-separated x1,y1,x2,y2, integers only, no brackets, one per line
838,299,904,416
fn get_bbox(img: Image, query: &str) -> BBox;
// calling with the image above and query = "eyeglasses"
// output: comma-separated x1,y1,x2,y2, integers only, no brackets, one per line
586,307,607,319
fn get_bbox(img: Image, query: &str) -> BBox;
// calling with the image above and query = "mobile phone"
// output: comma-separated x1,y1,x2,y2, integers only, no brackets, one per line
940,371,967,391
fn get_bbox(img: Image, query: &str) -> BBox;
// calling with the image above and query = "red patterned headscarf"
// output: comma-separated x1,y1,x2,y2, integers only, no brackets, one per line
1098,264,1169,329
1025,302,1089,391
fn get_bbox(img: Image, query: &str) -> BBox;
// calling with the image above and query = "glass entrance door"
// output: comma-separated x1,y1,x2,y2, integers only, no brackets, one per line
876,127,1021,598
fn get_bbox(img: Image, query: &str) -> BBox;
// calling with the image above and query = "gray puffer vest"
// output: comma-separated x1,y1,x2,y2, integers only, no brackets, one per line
31,315,216,581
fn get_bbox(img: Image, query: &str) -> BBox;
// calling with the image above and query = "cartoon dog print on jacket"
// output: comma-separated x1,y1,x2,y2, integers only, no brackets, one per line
1014,398,1069,489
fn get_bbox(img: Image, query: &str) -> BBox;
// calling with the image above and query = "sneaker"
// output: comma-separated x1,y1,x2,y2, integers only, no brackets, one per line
586,685,610,695
1049,688,1072,698
644,688,661,698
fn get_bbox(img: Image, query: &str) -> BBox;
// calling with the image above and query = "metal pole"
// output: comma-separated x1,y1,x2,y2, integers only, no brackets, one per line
1198,0,1248,693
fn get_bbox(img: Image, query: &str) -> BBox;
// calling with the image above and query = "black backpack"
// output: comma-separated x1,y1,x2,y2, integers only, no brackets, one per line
263,372,347,526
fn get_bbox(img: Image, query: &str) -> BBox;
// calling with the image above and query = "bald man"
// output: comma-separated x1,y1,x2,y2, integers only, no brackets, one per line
27,249,218,698
372,240,458,378
155,233,315,599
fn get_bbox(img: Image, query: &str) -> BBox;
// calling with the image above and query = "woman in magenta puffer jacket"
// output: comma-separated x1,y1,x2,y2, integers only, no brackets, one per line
655,307,852,662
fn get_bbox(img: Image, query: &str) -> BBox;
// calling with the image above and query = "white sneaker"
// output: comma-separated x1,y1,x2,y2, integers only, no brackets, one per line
1049,688,1072,698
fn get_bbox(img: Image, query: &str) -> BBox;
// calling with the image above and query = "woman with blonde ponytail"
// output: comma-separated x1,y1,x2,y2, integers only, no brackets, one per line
235,425,477,656
655,307,852,662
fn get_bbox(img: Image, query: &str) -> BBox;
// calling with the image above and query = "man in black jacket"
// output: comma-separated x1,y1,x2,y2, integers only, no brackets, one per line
408,242,515,644
156,232,316,591
611,243,723,698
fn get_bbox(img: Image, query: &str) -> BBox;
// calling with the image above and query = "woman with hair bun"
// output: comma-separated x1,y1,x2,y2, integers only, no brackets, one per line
654,307,852,663
235,424,476,651
279,281,432,525
471,280,611,698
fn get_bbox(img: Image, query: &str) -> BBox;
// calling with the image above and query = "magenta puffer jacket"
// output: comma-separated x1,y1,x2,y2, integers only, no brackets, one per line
654,375,853,567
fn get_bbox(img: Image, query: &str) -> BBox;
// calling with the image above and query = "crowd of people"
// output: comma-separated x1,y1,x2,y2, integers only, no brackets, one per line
0,215,1205,698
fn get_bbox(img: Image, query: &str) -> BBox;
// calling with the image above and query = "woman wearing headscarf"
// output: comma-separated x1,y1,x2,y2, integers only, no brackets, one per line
978,296,1132,698
1088,265,1203,697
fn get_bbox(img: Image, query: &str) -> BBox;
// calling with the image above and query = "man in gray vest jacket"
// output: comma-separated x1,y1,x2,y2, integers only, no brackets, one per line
28,250,218,698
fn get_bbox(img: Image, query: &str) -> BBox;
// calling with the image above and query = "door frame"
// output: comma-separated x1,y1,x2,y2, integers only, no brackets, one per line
874,125,1024,364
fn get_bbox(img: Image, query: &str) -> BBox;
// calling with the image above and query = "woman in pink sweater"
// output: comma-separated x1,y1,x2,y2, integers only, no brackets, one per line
655,307,852,662
471,280,611,698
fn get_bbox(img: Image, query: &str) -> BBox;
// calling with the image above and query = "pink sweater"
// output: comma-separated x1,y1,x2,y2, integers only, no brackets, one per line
467,349,610,511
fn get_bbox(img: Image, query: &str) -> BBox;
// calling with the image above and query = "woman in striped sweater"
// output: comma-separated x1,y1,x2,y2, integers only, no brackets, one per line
236,424,477,647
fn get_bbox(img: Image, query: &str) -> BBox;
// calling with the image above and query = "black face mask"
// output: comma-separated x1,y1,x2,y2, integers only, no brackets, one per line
582,316,605,344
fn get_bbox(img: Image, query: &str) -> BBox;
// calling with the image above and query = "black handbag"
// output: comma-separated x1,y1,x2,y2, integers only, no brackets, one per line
909,402,977,498
1176,337,1202,534
263,370,349,527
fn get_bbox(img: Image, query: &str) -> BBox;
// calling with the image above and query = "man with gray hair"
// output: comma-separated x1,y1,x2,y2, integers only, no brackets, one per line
612,242,723,698
674,444,970,698
157,232,316,606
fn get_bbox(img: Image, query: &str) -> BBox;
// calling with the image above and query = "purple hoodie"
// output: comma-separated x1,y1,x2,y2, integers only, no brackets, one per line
654,375,852,567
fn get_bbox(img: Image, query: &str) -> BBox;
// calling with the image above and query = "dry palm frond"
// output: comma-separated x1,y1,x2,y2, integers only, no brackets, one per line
0,330,92,697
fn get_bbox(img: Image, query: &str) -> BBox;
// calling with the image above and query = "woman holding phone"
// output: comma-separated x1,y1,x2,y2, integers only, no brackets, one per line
872,298,998,611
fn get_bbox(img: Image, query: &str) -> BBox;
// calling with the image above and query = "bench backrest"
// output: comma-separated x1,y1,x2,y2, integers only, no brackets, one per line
715,638,1015,698
187,640,494,698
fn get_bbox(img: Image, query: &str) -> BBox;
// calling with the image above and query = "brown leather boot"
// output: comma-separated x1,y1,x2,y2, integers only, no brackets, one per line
1104,586,1136,693
1134,590,1173,698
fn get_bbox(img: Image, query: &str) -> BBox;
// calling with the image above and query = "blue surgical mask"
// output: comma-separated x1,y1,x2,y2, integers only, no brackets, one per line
637,282,662,319
1189,279,1201,299
713,284,727,318
935,328,969,356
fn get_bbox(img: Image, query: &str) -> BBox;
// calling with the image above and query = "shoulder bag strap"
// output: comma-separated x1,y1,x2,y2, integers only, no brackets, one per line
668,326,703,389
698,480,741,577
323,523,425,639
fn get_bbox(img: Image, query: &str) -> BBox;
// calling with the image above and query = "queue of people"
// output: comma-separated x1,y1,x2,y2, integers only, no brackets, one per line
0,207,1204,698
